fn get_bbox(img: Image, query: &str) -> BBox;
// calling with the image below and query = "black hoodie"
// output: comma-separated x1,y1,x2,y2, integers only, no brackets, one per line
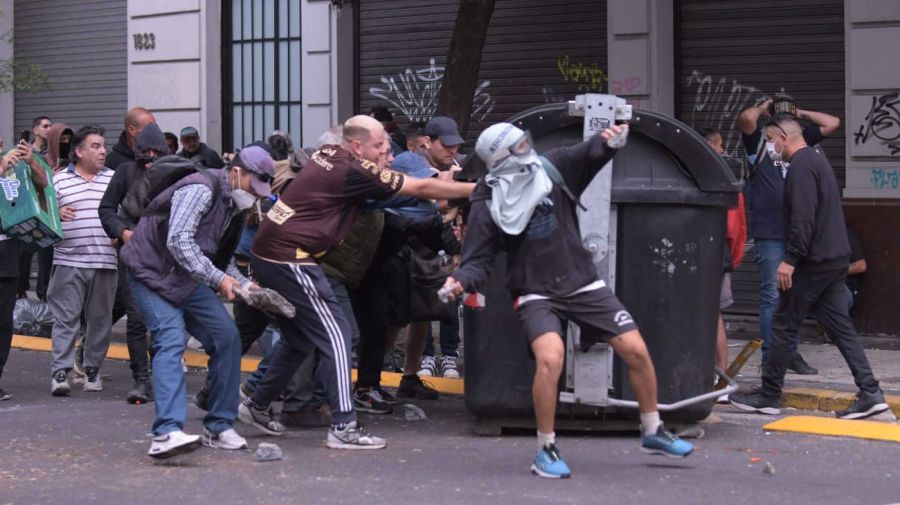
454,135,616,297
106,130,135,171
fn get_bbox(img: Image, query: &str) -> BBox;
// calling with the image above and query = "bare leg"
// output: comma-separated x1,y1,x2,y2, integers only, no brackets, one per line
608,330,657,414
716,314,728,371
530,332,565,433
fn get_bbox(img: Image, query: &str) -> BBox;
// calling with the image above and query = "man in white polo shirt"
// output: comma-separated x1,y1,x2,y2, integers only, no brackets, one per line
48,125,118,396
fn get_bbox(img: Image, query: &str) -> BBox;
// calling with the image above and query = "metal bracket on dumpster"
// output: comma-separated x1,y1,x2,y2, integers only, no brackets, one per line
562,321,613,406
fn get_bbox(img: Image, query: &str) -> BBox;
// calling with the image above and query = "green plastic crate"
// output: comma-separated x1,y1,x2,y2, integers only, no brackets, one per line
0,152,62,252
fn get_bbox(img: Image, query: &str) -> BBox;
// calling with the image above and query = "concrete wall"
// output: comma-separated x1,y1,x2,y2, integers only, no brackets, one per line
127,0,222,151
607,0,674,115
0,0,13,147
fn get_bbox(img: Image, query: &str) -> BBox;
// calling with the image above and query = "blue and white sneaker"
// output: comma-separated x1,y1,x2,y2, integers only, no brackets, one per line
530,443,572,479
641,424,694,458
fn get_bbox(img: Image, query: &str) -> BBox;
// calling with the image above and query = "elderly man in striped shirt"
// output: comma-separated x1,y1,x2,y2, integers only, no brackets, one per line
48,125,118,396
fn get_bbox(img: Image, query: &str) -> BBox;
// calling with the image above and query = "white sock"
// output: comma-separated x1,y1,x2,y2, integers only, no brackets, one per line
537,431,556,449
640,412,661,437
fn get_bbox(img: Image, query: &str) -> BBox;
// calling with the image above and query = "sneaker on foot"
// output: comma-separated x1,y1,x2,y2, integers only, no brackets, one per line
239,382,254,403
83,367,102,392
148,430,201,459
787,352,818,375
374,386,398,405
202,428,248,450
530,443,572,478
441,355,460,379
729,391,782,415
353,388,393,414
50,370,71,396
836,390,890,420
640,424,694,459
126,379,152,404
326,421,386,450
417,355,438,377
397,374,439,400
237,398,284,436
0,387,11,401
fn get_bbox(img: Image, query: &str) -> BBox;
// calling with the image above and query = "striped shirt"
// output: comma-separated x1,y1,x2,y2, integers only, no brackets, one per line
53,164,117,269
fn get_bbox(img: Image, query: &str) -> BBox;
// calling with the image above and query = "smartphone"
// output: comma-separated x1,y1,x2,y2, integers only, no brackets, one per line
19,129,30,144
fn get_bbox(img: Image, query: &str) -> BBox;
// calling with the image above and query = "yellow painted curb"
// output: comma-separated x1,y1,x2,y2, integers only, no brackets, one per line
11,334,464,395
784,387,900,417
763,415,900,443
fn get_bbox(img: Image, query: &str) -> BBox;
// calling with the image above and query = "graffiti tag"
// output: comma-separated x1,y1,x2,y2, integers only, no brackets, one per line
870,168,900,189
854,93,900,156
369,58,495,123
557,55,607,92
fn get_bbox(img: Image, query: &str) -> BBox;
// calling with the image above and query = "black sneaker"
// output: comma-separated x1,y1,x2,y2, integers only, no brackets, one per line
126,379,152,404
0,387,10,401
397,374,439,400
729,391,782,415
375,386,398,405
836,390,890,420
193,388,210,411
237,398,284,436
353,388,393,414
787,352,818,375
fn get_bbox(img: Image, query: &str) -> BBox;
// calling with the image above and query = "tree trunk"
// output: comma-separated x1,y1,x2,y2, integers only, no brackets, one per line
435,0,496,137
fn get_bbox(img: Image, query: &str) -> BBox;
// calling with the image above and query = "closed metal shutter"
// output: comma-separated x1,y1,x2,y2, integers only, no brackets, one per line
357,0,607,142
13,0,127,149
676,0,846,314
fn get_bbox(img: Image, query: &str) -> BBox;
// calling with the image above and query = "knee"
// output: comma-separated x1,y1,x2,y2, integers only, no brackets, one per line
535,348,564,375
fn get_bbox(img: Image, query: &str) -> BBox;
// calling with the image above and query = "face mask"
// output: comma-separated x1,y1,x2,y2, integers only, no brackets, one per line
765,141,783,163
231,168,258,210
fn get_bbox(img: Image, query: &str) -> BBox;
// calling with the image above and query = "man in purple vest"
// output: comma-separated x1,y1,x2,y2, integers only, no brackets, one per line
122,146,274,459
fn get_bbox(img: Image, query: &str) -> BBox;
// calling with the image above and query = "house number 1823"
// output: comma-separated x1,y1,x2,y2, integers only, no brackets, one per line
133,33,156,50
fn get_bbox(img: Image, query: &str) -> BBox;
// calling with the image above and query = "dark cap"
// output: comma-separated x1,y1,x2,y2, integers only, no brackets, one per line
424,116,464,147
179,126,199,138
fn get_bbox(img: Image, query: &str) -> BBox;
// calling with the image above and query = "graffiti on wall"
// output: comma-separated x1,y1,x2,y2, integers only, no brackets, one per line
854,92,900,156
369,58,496,123
557,55,607,92
683,70,775,159
870,168,900,189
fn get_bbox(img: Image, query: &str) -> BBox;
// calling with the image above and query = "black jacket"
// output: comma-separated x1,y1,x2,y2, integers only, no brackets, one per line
782,147,850,272
99,160,147,240
178,143,224,169
454,135,616,297
106,131,135,171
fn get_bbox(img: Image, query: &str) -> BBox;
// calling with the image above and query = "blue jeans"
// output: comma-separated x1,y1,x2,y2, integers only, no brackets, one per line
129,275,241,436
424,309,460,358
754,239,797,361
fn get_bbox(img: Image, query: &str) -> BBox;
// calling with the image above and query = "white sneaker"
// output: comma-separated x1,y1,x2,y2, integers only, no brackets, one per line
148,430,202,459
417,355,438,377
326,421,386,450
186,336,205,352
440,356,460,379
83,368,103,392
202,428,248,450
50,370,71,396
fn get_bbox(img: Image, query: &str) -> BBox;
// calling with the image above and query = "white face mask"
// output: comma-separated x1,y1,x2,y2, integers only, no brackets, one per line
231,168,258,210
765,141,783,163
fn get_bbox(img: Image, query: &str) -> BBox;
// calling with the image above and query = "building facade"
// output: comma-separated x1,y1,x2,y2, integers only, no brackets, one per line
0,0,897,333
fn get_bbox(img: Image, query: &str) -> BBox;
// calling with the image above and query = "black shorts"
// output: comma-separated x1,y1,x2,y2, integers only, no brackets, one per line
514,284,638,343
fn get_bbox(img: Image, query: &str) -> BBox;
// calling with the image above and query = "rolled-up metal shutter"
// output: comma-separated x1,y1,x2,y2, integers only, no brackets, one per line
13,0,127,148
676,0,845,315
357,0,607,142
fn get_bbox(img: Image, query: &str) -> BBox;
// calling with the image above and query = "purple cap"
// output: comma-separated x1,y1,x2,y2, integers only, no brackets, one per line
234,145,275,197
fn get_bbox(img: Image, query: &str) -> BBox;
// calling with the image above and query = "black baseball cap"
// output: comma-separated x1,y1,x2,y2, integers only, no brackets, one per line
424,116,464,146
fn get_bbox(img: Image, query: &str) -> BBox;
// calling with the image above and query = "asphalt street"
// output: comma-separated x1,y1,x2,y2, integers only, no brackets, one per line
1,348,899,505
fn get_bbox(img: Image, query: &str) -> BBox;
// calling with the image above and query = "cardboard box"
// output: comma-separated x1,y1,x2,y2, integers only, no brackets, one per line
0,154,62,252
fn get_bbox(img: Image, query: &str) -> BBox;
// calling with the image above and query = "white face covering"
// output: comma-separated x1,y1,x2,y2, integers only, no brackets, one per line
484,149,553,236
766,141,784,164
231,168,258,210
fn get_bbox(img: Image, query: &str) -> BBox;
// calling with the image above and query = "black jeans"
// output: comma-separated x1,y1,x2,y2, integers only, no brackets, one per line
352,262,389,389
424,311,460,358
761,268,880,398
111,261,150,381
0,276,16,381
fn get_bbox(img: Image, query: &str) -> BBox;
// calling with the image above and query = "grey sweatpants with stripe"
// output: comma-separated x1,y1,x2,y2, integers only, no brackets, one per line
249,258,356,425
48,265,118,374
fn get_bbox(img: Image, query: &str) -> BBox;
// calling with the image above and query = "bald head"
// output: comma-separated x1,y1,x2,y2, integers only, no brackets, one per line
342,115,386,163
124,107,156,147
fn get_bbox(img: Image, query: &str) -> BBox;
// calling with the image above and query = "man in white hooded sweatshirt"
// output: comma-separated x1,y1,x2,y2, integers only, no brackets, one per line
442,122,693,479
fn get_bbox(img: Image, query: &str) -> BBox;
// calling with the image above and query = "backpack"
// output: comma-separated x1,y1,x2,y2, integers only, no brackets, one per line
539,155,587,211
120,155,219,222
